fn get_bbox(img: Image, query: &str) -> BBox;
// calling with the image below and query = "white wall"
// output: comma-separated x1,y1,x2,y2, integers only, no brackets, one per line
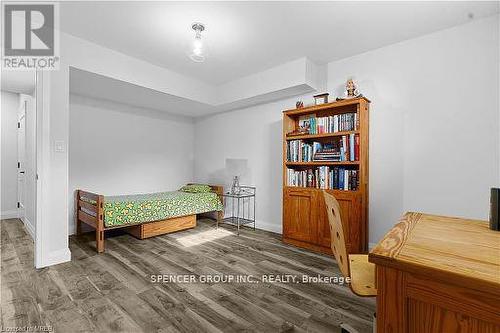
328,15,499,244
194,15,500,243
68,94,195,234
1,91,19,219
194,94,313,233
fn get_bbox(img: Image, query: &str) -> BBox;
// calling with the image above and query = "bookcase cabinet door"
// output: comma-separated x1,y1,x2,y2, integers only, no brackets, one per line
317,191,363,253
283,188,317,244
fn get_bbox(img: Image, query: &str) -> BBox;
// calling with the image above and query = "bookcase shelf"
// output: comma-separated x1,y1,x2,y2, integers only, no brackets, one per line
285,130,359,141
283,97,371,116
285,161,360,166
282,97,369,255
284,186,360,194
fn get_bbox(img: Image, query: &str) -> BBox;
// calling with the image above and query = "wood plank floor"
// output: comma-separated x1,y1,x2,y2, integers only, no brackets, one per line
1,218,375,333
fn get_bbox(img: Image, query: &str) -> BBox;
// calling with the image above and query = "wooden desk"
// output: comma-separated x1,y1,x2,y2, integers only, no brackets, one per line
369,212,500,333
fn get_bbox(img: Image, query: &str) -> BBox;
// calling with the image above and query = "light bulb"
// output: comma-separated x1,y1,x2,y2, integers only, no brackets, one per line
193,47,202,56
193,37,203,50
187,23,208,63
190,36,205,62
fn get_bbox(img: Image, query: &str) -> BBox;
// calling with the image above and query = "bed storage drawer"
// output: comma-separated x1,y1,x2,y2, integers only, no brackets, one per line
143,215,196,238
126,214,196,239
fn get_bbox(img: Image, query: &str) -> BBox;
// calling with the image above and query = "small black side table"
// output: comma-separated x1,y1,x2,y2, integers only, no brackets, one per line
220,186,256,235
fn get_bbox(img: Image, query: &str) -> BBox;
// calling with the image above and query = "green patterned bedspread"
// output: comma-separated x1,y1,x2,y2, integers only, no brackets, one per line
103,191,223,227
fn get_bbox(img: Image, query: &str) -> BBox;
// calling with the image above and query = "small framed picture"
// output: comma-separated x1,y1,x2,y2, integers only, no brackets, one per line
314,93,329,105
298,115,311,131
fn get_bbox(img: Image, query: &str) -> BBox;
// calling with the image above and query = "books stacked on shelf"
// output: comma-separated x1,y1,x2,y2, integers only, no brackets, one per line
298,112,358,135
287,140,320,162
286,167,359,191
312,145,341,161
287,134,359,162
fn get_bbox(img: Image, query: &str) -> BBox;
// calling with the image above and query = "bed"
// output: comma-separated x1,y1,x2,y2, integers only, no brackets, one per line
75,184,224,253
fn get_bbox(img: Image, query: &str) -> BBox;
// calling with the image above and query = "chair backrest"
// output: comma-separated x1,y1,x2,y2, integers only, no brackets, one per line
323,191,350,279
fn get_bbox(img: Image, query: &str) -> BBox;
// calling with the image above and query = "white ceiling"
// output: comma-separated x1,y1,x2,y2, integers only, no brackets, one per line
1,70,36,95
69,68,215,117
60,1,499,85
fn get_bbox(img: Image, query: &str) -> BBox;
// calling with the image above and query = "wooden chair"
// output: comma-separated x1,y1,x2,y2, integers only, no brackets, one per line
323,191,377,297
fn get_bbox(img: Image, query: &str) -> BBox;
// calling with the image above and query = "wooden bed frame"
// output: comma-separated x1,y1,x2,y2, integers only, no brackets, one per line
75,184,224,253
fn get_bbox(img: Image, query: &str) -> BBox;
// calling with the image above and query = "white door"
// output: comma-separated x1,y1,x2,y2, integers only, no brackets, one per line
17,100,26,222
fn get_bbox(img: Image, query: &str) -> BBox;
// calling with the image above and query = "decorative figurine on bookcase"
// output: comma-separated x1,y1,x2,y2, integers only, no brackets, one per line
346,78,357,97
295,100,304,109
337,78,363,100
313,93,329,105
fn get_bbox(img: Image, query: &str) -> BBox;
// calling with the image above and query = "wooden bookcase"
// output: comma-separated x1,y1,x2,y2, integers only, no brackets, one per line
282,97,370,254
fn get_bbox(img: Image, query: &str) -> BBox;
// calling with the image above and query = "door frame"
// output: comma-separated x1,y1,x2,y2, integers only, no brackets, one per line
34,70,44,268
17,99,26,223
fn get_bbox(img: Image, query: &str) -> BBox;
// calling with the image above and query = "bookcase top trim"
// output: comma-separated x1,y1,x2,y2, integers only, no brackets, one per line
283,96,370,115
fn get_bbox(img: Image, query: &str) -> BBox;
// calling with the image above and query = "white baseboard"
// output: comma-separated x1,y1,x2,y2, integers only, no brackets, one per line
253,219,282,234
23,218,35,240
1,210,18,219
68,223,76,236
36,248,71,268
244,217,377,250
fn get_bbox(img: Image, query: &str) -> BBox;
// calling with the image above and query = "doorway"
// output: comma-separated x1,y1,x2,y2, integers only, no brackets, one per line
1,70,37,246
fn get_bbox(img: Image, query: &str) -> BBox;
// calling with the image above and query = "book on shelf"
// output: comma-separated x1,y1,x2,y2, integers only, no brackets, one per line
295,112,358,135
286,167,359,191
286,134,359,162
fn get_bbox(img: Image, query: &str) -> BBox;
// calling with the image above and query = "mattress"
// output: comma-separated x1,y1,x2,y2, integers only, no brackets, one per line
85,191,223,227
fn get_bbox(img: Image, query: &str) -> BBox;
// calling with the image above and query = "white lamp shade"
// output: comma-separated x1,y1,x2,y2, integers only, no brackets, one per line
225,158,248,177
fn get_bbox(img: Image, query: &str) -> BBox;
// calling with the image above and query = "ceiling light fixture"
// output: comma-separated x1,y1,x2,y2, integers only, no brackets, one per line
188,22,207,63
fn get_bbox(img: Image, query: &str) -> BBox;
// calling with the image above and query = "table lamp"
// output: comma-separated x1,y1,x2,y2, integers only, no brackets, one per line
225,158,248,195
